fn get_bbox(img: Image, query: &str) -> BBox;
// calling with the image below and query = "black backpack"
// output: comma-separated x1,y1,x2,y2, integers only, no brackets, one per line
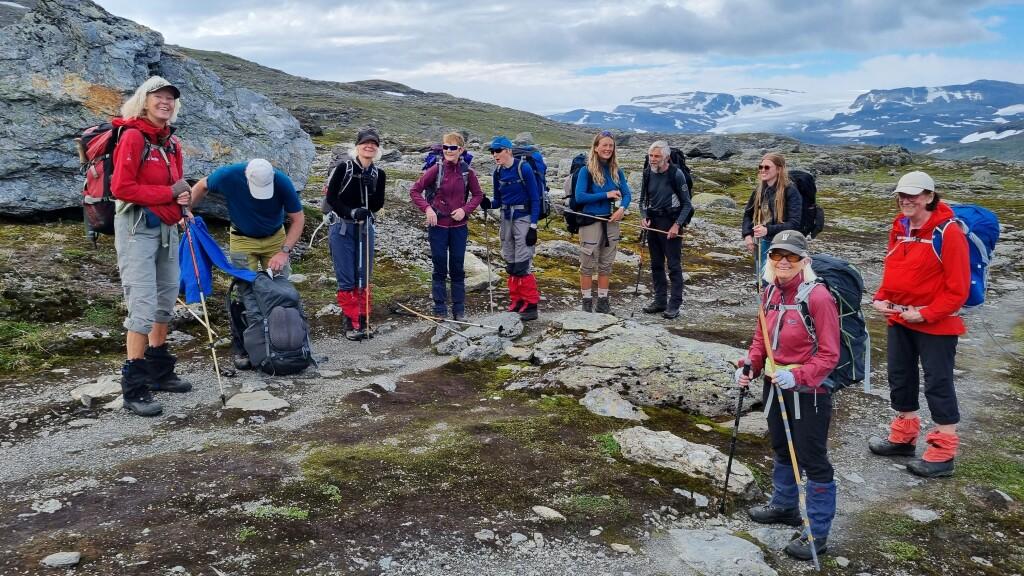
641,147,695,226
763,254,868,391
562,153,589,234
789,169,825,240
320,152,378,215
228,275,313,376
510,145,551,220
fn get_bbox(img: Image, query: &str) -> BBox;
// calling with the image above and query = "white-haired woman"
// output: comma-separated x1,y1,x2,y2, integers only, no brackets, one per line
736,230,839,561
324,128,387,340
110,76,194,417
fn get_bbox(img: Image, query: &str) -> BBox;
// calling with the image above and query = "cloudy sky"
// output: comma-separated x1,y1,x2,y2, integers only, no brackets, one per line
94,0,1024,115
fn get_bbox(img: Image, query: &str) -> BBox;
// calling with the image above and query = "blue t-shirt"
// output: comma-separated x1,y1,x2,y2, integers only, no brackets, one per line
206,162,302,238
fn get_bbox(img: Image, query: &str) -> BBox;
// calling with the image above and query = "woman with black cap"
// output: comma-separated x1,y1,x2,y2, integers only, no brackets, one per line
324,128,387,340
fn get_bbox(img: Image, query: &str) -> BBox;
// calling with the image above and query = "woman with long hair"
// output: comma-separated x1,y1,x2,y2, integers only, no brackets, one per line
741,153,802,282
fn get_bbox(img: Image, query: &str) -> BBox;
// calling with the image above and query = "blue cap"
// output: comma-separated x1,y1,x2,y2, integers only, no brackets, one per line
488,136,513,152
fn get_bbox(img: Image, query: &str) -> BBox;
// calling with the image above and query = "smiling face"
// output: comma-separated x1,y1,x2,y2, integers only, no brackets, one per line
898,191,934,222
442,141,462,162
595,137,615,162
758,156,779,185
769,249,807,283
356,140,379,162
143,87,177,127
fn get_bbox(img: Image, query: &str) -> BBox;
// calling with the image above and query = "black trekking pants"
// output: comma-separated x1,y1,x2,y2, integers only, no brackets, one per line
763,380,834,483
646,214,683,307
886,323,960,425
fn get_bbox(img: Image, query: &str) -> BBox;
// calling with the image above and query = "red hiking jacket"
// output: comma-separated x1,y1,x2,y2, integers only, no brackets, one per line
110,117,184,225
874,201,970,336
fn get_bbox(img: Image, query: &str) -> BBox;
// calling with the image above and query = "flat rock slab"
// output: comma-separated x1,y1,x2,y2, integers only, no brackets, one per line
614,426,757,497
735,412,769,436
907,508,940,523
749,526,798,550
532,505,566,522
664,529,777,576
580,388,649,421
225,391,290,412
554,311,620,332
70,375,121,401
40,552,81,568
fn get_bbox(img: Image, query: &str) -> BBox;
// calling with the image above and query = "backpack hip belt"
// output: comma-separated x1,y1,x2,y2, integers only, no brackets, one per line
761,362,810,421
646,207,681,218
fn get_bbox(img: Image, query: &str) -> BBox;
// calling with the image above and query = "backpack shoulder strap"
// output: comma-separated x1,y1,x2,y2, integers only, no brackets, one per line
794,280,822,353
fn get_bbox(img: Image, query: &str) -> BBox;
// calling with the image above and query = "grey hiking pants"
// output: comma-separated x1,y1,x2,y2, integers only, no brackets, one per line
114,208,180,334
499,214,534,276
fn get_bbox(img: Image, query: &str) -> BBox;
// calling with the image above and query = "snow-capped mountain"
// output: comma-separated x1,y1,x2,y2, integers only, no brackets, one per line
548,91,782,133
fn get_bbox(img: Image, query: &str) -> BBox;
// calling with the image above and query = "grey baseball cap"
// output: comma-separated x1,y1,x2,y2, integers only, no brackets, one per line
769,230,809,257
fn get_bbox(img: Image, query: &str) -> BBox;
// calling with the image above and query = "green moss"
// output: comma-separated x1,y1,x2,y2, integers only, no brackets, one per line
82,303,121,328
0,320,61,371
236,526,258,542
859,510,920,537
249,505,310,520
594,433,621,457
556,494,634,523
878,540,924,561
957,456,1024,501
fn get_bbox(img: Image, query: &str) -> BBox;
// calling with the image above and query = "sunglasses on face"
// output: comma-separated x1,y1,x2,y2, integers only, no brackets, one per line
758,164,774,171
897,192,924,201
441,145,461,151
768,251,802,263
489,148,505,154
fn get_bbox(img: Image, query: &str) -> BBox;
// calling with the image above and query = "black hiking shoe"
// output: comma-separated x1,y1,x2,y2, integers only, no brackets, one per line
907,458,955,478
233,354,252,371
595,297,611,314
519,303,539,321
120,359,163,417
144,344,192,393
581,298,593,313
785,535,827,561
662,306,680,319
748,504,802,527
642,300,666,314
868,436,916,457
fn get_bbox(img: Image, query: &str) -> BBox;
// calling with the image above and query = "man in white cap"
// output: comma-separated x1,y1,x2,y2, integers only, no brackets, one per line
190,158,304,276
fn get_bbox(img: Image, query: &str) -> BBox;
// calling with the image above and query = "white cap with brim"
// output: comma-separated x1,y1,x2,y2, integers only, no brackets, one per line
145,77,181,99
245,159,275,200
894,171,935,196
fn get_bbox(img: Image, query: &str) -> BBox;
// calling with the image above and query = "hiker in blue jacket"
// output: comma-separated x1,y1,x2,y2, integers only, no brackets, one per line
574,131,631,313
479,136,541,321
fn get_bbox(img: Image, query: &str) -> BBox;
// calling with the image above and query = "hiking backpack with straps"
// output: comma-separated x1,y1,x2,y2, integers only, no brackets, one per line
227,274,313,376
641,147,696,227
896,204,1000,310
510,145,551,220
764,254,869,391
77,122,178,244
320,152,379,215
420,144,474,205
562,153,589,234
789,169,825,240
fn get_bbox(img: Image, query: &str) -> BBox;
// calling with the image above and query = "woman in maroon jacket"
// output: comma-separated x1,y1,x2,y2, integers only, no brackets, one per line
737,230,839,561
409,132,483,321
868,171,970,478
110,76,193,417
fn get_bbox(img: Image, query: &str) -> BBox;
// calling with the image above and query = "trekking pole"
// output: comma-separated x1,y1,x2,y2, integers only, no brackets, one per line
555,206,673,236
176,298,220,338
719,361,750,514
395,302,473,341
364,214,373,339
630,229,647,319
394,302,510,335
756,303,820,571
483,209,495,313
182,219,227,406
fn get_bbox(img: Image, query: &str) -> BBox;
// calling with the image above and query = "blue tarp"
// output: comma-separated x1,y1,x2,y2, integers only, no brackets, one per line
179,216,258,304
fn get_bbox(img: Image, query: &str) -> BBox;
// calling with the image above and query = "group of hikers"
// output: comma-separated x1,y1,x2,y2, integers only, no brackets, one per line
101,76,977,563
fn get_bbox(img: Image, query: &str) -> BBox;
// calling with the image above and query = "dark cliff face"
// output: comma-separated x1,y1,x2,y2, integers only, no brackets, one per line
0,0,314,218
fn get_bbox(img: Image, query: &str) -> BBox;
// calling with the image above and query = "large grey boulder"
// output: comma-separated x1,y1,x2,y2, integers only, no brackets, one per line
0,0,314,218
684,135,740,160
656,529,778,576
691,193,737,209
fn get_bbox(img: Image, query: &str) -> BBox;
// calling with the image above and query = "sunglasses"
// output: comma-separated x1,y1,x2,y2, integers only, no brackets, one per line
489,148,506,154
768,251,803,263
758,164,774,171
897,192,924,201
441,145,461,151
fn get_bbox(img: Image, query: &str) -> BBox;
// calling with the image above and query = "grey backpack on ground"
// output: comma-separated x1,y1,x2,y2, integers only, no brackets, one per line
227,274,314,376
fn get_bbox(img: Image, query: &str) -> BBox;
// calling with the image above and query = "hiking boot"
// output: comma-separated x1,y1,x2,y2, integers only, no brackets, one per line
662,306,680,319
642,300,666,314
748,504,802,527
144,344,192,393
120,359,163,417
519,303,539,322
233,354,252,371
868,436,916,457
595,297,611,314
907,458,955,478
581,297,593,313
453,311,466,322
784,535,827,561
346,326,367,341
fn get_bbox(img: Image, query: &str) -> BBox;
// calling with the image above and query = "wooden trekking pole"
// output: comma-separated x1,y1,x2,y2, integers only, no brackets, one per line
394,303,473,341
182,219,227,406
556,206,674,236
756,302,820,571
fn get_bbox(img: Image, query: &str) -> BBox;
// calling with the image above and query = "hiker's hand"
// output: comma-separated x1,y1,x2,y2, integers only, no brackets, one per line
606,190,622,201
610,207,625,222
479,196,492,210
642,218,651,228
525,226,538,247
773,369,796,390
735,367,752,388
451,208,466,222
752,224,768,238
268,252,289,273
350,207,371,222
900,305,925,323
425,207,438,227
744,236,755,252
872,299,900,315
667,223,680,239
171,178,191,199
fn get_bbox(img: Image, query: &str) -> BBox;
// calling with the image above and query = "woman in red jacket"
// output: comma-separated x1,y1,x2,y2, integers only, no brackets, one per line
110,76,193,417
868,171,970,478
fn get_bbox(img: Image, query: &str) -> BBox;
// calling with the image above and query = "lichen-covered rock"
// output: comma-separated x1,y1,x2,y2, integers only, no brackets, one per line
0,0,314,218
691,193,737,209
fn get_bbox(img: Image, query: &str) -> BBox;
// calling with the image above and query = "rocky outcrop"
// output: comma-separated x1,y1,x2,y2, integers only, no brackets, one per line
0,0,314,218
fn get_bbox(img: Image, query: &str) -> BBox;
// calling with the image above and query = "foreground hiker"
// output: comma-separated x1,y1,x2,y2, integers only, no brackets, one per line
324,128,387,340
189,159,305,368
639,140,690,319
741,153,801,282
736,231,839,560
480,136,541,321
110,76,193,416
573,131,631,314
409,132,483,321
868,171,970,478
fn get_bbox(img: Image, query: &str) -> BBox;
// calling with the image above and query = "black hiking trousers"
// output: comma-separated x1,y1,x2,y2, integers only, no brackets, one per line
886,323,960,425
763,379,834,484
646,214,683,307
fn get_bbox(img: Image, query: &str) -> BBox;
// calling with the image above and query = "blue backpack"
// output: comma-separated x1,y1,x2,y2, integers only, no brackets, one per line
420,144,473,205
511,145,551,219
931,204,1000,310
